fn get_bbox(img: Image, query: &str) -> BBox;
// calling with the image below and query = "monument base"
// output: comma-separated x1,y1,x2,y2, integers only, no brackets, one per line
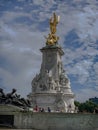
28,91,75,113
0,105,98,130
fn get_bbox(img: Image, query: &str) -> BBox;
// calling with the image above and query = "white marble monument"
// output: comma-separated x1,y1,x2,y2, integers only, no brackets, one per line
28,13,75,113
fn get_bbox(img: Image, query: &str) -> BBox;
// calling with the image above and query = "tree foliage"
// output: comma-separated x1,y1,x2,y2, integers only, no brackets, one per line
74,100,98,113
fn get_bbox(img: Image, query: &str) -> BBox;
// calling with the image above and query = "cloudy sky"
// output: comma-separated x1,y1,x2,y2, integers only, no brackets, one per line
0,0,98,102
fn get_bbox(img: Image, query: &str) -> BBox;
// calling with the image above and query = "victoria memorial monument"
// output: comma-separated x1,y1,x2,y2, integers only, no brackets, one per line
28,13,75,113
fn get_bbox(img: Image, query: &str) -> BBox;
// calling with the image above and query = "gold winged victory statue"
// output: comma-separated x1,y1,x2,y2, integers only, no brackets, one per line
45,13,60,45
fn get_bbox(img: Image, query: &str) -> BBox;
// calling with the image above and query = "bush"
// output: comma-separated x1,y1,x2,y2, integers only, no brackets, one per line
74,100,98,113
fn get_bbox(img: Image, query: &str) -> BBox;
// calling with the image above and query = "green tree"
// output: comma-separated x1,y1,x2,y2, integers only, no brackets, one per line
74,100,98,113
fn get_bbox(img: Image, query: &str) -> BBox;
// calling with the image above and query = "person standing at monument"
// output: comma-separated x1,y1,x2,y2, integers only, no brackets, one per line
34,105,39,112
48,107,51,112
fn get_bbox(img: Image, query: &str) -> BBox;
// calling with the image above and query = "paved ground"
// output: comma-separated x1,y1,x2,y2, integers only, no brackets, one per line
0,129,34,130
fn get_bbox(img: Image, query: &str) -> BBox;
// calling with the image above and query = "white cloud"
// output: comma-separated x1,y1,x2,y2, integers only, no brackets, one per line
75,6,98,42
65,59,93,84
76,88,98,102
0,18,43,97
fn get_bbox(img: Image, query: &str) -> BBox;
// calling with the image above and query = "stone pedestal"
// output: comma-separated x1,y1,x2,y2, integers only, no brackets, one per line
28,44,75,112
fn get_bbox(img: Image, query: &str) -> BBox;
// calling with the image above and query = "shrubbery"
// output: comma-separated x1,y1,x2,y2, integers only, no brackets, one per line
74,100,98,113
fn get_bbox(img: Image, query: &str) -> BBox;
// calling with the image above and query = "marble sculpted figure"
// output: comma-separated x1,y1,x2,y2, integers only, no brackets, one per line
28,13,75,113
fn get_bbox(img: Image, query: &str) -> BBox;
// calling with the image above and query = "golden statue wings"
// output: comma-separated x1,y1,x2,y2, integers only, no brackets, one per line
50,13,60,34
45,13,60,46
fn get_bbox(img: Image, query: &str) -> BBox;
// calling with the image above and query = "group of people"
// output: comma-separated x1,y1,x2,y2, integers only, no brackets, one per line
33,105,51,112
